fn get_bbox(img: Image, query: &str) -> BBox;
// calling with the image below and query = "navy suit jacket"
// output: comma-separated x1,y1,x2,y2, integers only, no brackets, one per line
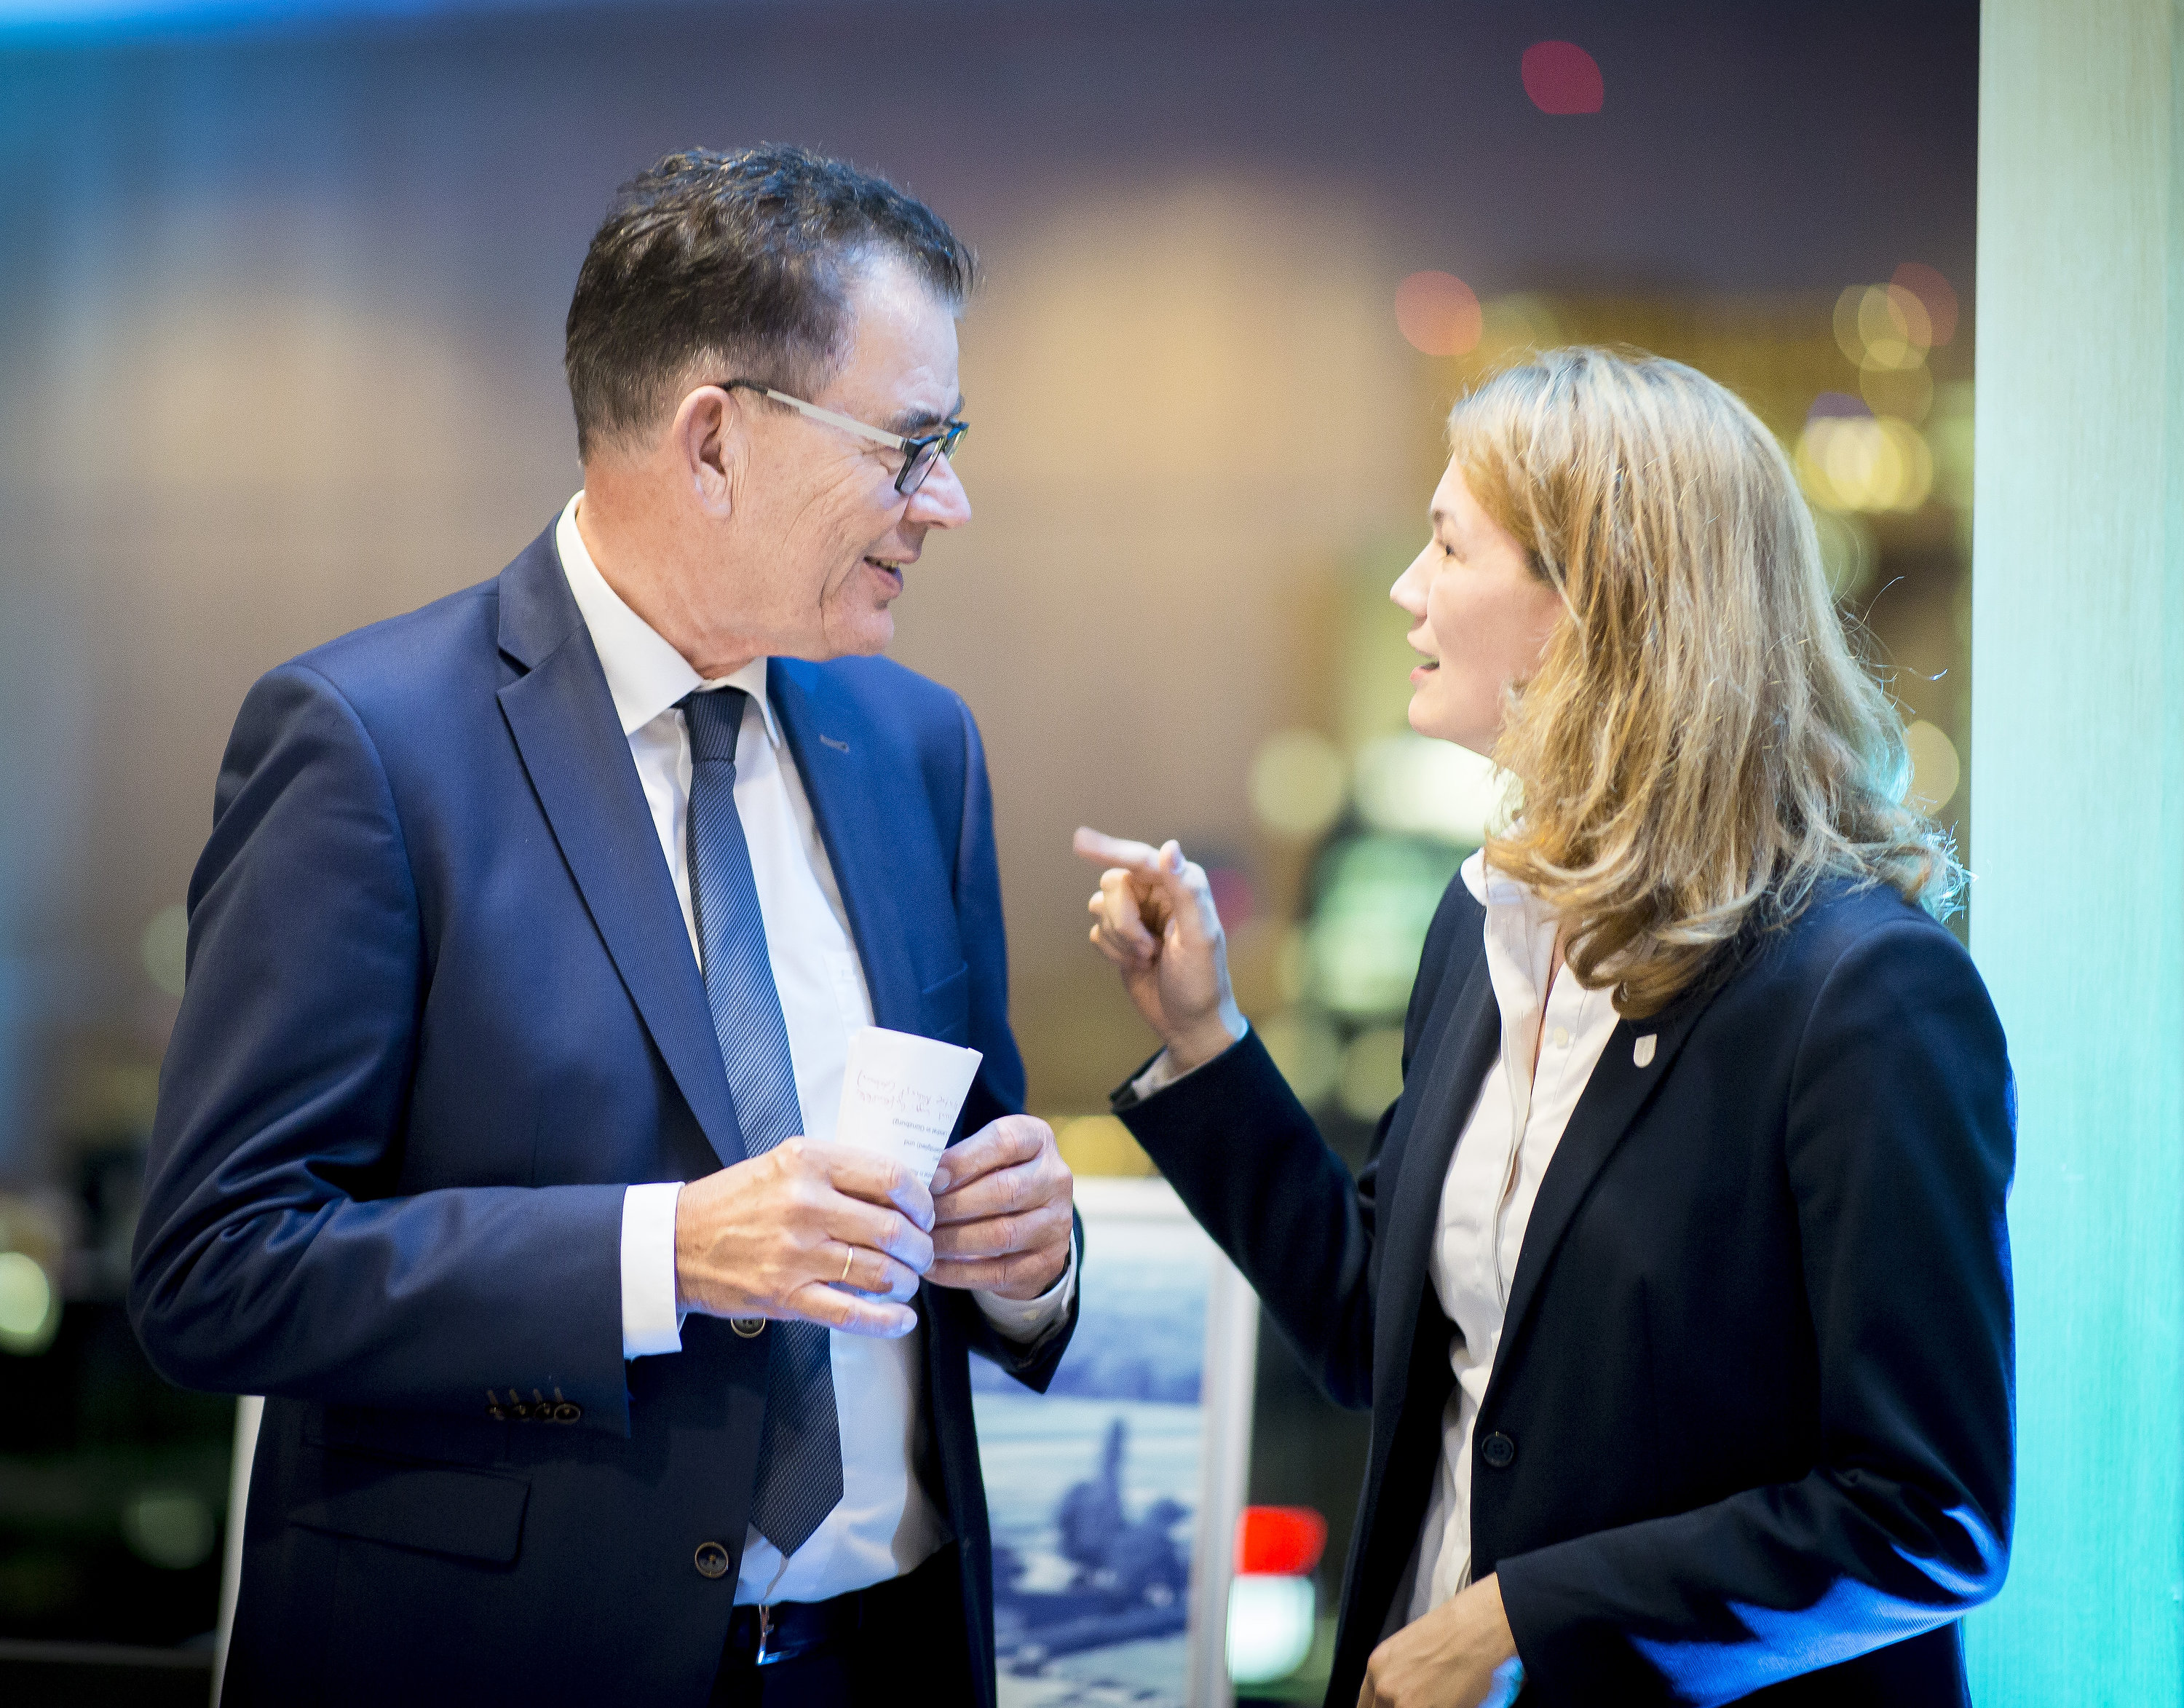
1119,874,2013,1707
130,524,1074,1705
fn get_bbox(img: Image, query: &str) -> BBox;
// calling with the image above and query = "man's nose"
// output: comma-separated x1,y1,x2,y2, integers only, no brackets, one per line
906,453,971,529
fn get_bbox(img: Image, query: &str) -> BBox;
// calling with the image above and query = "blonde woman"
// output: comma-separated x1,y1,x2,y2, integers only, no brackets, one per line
1075,349,2011,1708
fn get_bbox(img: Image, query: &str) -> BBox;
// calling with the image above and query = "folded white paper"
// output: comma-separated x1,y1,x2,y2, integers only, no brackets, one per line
834,1027,984,1187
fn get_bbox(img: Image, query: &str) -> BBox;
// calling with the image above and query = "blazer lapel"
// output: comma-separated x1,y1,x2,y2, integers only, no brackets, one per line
766,660,921,1035
1492,984,1719,1374
1374,950,1500,1387
494,533,747,1171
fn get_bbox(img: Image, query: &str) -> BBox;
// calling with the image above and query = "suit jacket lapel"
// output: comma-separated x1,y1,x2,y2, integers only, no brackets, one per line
767,660,921,1036
1374,950,1500,1391
1492,985,1717,1375
494,531,747,1171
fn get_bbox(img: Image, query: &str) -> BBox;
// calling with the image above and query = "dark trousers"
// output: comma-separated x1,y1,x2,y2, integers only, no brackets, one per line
709,1545,971,1707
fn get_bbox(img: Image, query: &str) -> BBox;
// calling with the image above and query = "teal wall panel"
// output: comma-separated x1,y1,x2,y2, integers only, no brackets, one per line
1966,1,2184,1701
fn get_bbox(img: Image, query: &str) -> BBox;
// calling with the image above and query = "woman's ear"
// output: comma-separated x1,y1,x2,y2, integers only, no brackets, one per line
671,384,740,518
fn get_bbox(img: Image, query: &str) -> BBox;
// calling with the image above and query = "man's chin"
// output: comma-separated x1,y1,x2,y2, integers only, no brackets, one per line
807,607,895,660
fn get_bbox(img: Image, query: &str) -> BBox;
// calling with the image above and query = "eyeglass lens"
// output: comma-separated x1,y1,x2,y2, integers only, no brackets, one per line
897,424,964,496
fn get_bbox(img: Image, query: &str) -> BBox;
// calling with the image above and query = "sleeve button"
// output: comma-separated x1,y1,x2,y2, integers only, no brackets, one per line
730,1318,767,1338
553,1401,582,1423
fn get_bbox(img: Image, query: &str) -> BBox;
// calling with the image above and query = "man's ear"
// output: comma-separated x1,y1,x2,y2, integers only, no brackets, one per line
670,384,741,518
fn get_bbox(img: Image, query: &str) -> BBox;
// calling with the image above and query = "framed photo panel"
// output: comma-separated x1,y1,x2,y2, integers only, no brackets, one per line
974,1177,1259,1708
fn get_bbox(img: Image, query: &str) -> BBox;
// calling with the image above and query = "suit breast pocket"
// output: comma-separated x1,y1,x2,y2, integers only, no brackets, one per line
919,962,971,1045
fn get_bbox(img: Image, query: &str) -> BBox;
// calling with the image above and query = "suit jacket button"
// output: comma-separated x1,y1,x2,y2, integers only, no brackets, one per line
1481,1431,1516,1468
730,1318,766,1338
694,1541,732,1579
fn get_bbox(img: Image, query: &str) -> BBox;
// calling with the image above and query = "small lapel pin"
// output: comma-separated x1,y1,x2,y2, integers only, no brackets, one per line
1633,1034,1657,1068
819,735,851,753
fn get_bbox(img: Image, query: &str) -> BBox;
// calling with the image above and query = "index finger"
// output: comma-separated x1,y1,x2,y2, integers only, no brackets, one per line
930,1116,1051,1195
1072,826,1168,871
808,1142,935,1231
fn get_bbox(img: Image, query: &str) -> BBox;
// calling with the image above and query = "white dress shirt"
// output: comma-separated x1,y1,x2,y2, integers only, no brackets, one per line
1406,848,1620,1618
553,495,1074,1606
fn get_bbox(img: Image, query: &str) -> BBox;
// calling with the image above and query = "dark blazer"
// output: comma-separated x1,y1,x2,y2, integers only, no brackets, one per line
1118,871,2013,1707
130,524,1074,1706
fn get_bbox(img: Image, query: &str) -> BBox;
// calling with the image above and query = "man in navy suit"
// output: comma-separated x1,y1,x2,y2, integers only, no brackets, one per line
130,146,1077,1707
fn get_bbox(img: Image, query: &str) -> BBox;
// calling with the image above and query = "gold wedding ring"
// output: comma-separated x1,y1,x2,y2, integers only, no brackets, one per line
841,1248,855,1284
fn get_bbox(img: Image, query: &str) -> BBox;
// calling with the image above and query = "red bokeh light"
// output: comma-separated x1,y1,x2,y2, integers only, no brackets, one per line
1395,271,1483,356
1236,1506,1328,1576
1206,866,1256,928
1891,261,1959,346
1522,41,1605,114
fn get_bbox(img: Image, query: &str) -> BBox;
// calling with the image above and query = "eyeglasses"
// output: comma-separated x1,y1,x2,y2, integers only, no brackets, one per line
721,380,967,497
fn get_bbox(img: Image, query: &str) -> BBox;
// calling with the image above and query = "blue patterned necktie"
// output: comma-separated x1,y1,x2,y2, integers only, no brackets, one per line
681,687,843,1561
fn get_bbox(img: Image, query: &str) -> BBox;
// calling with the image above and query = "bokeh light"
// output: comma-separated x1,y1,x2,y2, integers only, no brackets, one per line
1255,1010,1342,1105
1891,261,1959,345
1055,1115,1155,1177
141,901,188,997
1834,283,1933,371
1520,41,1605,114
121,1489,217,1571
1353,732,1508,845
1796,411,1935,513
0,1249,58,1356
1249,729,1348,840
1394,271,1483,357
1227,1572,1317,1685
1337,1027,1406,1121
1904,719,1962,812
1307,837,1464,1019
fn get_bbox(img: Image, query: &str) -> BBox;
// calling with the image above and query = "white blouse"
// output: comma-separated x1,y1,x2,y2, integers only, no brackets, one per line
1406,850,1621,1618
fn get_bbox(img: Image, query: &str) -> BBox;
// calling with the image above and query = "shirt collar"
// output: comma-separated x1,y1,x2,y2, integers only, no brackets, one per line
1461,845,1525,909
553,491,782,746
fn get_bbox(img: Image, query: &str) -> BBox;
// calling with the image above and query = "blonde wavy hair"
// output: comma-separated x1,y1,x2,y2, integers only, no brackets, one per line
1452,347,1961,1017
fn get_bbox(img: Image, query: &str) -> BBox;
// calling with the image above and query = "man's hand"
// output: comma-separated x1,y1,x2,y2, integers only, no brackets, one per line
1358,1575,1522,1708
1073,828,1246,1073
926,1115,1074,1301
674,1140,934,1338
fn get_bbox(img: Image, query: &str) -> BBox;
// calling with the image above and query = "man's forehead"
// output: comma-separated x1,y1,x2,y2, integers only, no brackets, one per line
834,266,962,424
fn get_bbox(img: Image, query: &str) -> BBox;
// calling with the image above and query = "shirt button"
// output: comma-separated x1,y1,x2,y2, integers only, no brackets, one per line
694,1541,732,1579
1550,1026,1570,1049
1481,1431,1516,1468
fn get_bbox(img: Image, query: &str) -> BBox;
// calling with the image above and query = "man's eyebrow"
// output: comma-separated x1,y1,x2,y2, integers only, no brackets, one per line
887,394,966,435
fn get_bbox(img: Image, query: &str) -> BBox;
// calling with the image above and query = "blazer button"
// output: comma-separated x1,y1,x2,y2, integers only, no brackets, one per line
694,1541,732,1580
730,1318,766,1339
1481,1431,1516,1468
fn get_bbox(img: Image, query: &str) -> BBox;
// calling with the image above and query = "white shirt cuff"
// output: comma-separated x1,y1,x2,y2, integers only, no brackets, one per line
620,1181,687,1359
972,1222,1080,1345
1129,1022,1249,1102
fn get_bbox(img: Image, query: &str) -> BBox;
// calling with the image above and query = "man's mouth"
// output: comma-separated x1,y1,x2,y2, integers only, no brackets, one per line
863,557,906,590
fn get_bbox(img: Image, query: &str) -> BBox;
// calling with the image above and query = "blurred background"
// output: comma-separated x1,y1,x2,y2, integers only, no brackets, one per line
0,0,1977,1700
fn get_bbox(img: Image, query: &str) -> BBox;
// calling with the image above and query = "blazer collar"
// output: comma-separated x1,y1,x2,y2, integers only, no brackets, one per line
493,525,749,1171
1377,944,1500,1383
1489,978,1720,1387
766,658,922,1036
